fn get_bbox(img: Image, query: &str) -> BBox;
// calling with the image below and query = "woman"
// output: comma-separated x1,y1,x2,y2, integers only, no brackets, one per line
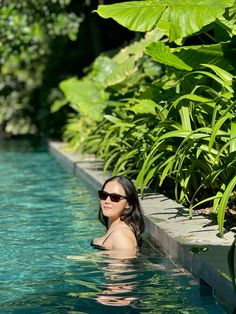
91,175,145,251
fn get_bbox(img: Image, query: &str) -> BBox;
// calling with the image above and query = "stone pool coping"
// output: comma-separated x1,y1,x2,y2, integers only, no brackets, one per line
49,141,236,313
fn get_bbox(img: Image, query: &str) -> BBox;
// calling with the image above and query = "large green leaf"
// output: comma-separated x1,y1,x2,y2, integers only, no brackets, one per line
104,57,137,86
90,33,163,88
168,0,233,42
94,0,234,41
145,41,192,71
59,77,108,121
94,1,166,33
88,56,116,86
174,43,233,71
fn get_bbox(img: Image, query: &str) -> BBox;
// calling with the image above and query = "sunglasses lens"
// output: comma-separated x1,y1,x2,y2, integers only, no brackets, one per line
98,190,125,202
98,190,107,200
110,194,121,202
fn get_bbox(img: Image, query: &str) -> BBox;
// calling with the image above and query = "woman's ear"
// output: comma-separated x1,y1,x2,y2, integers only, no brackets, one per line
125,202,131,209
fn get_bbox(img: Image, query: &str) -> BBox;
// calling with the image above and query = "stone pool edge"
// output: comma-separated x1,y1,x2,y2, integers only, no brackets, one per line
48,140,236,313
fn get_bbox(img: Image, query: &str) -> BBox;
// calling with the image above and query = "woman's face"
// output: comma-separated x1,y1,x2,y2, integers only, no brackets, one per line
100,181,129,222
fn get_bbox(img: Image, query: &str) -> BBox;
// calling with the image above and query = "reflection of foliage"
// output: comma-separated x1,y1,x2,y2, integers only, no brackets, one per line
0,0,81,135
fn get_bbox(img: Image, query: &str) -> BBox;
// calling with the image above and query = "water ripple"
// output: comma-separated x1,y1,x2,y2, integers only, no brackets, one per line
0,142,226,314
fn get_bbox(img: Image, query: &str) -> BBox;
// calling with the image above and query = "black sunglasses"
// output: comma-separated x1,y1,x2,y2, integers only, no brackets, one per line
98,190,127,203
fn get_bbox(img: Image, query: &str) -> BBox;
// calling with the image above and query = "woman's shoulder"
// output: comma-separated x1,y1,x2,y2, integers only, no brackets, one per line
110,225,137,250
92,223,137,251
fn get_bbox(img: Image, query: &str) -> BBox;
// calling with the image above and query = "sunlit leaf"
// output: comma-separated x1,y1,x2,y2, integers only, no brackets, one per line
230,121,236,152
60,77,109,121
94,1,166,32
201,63,234,86
132,99,157,115
218,176,236,236
145,41,192,71
95,0,234,41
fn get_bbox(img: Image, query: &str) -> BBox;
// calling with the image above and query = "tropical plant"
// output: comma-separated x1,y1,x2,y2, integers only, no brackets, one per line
52,29,163,149
54,0,236,236
0,0,81,136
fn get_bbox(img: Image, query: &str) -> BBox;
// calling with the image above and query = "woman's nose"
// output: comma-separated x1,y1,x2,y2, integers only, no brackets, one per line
105,196,111,202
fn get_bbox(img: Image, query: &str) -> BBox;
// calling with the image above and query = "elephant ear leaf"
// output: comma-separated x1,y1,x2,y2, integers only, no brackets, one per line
145,41,192,71
59,77,108,121
168,0,234,42
94,1,166,32
94,0,234,42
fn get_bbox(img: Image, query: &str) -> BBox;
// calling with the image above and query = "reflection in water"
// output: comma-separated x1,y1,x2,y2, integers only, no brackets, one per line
66,245,226,314
67,250,139,307
67,247,168,310
95,250,138,306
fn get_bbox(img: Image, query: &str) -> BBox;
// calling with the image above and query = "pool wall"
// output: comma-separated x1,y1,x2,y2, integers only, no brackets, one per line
49,141,236,313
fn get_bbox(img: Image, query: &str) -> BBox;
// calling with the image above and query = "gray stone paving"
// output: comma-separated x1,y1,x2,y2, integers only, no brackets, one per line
49,141,236,313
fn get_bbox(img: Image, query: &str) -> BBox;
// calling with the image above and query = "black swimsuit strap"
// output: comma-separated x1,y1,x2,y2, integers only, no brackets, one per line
91,225,132,251
101,225,131,246
90,240,107,251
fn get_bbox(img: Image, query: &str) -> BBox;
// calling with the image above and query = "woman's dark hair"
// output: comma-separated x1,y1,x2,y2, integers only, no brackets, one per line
98,175,145,245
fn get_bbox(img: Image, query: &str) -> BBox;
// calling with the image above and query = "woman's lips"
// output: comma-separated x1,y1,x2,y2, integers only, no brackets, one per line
103,206,112,210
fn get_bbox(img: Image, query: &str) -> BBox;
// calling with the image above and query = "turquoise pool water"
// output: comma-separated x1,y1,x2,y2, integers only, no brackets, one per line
0,141,226,313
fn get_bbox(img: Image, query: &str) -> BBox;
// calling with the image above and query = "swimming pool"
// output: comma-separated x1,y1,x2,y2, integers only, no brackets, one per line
0,140,226,313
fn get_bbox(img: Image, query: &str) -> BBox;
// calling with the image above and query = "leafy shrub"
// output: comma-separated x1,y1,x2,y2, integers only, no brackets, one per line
53,0,236,236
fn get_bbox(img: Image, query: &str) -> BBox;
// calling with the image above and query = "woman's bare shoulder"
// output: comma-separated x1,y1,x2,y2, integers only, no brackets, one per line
110,227,137,250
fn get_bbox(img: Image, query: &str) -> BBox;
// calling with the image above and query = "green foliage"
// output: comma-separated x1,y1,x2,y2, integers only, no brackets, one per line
0,1,79,63
0,0,81,135
52,29,163,148
94,0,234,42
145,42,193,71
54,0,236,236
59,77,109,121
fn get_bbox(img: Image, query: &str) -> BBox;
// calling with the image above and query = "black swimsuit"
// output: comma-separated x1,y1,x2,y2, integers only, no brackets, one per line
90,241,107,250
91,226,132,251
90,231,114,250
